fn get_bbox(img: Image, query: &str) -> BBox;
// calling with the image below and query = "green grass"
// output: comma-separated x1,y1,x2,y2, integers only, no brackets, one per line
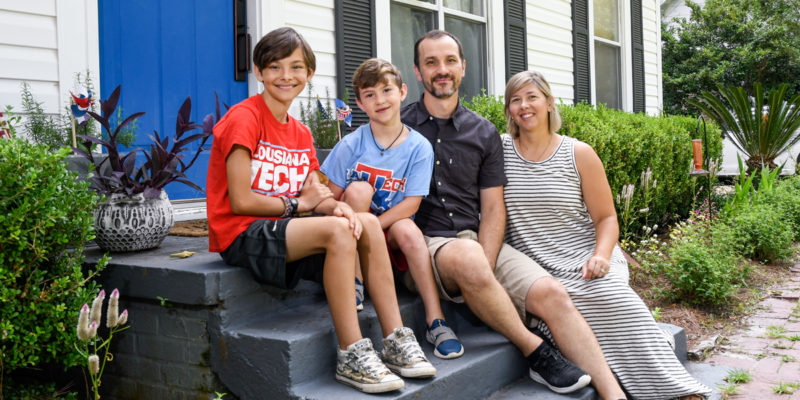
772,381,799,394
787,334,800,342
717,382,741,398
767,325,787,338
725,368,752,384
781,354,797,363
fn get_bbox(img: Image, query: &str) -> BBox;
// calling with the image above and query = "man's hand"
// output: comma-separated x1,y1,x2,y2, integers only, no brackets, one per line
582,255,610,280
332,201,362,239
298,171,333,212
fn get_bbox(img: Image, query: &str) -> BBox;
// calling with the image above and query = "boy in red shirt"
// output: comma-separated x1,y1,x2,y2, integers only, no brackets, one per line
206,27,434,394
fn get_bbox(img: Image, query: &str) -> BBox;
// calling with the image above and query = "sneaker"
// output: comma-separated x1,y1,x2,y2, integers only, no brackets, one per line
527,341,591,394
426,319,464,359
355,277,364,311
336,338,404,393
381,327,437,378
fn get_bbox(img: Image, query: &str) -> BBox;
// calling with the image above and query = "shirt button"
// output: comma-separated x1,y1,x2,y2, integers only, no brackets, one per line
436,160,440,165
429,116,433,120
441,198,445,202
437,139,441,143
437,181,442,186
449,212,453,217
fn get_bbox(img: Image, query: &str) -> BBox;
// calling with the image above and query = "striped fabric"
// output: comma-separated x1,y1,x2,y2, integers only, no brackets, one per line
502,134,711,399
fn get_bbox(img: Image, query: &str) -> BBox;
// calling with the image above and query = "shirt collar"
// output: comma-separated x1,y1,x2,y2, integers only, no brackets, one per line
412,94,468,131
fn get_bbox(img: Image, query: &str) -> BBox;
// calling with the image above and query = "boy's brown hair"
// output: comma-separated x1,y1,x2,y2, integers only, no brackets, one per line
253,27,316,73
352,58,404,101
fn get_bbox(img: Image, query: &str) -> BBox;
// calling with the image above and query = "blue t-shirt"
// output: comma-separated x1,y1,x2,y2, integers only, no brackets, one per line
321,124,434,215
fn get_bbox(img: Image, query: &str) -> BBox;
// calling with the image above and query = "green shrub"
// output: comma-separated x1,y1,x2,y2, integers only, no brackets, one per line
299,82,343,149
766,176,800,240
462,89,507,134
727,203,795,263
0,138,107,388
559,103,723,237
663,224,744,306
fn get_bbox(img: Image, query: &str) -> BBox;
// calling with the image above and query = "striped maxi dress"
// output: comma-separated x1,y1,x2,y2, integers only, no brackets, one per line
501,134,711,399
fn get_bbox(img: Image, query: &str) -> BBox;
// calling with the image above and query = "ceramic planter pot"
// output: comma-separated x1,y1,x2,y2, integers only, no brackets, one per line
94,191,174,252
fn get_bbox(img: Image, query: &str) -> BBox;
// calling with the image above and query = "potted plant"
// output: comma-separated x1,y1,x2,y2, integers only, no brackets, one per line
72,85,216,252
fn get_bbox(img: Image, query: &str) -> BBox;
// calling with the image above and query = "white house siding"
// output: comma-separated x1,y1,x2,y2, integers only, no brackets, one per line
253,0,337,121
0,0,99,118
526,0,575,105
642,0,662,115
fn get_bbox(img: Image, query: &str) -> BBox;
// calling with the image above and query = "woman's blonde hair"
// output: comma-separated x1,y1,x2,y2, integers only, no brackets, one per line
503,70,561,137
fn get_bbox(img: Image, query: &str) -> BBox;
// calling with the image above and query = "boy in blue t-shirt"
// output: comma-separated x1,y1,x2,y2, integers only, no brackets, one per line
321,58,464,359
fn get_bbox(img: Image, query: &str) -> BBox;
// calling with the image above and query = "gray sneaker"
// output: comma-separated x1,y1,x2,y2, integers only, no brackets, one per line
336,338,404,393
381,327,437,378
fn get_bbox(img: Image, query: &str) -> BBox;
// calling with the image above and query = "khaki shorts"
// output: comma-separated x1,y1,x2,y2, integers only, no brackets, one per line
403,230,550,325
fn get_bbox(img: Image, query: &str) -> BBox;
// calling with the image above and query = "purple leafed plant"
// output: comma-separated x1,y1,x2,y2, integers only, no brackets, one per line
72,86,221,199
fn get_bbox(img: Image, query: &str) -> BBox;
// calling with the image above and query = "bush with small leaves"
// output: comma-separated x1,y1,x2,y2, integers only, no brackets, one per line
0,138,107,395
728,203,794,263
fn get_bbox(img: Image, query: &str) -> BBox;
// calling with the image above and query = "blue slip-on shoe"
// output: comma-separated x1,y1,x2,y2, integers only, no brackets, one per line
425,319,464,359
355,277,364,311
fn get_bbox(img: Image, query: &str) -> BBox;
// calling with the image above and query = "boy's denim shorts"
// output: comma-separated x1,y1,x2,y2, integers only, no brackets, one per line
221,218,325,289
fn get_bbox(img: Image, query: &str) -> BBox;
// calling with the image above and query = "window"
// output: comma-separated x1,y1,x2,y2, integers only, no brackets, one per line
593,0,622,110
573,0,643,112
388,0,487,104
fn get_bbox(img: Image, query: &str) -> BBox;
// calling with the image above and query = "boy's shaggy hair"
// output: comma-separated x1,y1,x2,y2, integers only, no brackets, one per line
253,27,316,73
352,58,404,101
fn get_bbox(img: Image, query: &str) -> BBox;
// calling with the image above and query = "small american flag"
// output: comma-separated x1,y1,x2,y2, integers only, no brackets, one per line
334,98,352,127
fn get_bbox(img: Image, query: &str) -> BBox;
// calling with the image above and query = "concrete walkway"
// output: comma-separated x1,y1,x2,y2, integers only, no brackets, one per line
705,262,800,398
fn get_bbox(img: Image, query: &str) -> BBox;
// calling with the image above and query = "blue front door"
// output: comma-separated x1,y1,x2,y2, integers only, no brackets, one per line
99,0,249,200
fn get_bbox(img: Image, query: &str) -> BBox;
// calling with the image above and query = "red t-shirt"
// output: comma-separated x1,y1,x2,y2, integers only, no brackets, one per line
206,95,319,252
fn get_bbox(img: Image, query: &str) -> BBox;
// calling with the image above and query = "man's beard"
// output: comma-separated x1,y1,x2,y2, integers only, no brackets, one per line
425,74,459,99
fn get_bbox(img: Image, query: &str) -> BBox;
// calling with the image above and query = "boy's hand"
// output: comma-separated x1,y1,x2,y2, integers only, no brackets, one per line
332,201,362,239
298,171,333,212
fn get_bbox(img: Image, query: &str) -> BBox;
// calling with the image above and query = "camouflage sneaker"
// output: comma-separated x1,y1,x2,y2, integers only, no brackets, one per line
381,327,437,378
336,338,404,393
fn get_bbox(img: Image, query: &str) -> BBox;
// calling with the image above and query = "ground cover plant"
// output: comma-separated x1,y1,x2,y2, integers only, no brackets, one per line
630,171,800,315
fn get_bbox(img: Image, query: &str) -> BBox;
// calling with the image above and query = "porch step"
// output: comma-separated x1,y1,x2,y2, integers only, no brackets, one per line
210,287,528,399
210,290,690,400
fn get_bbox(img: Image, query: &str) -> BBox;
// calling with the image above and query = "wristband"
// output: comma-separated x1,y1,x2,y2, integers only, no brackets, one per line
288,197,299,216
279,196,291,218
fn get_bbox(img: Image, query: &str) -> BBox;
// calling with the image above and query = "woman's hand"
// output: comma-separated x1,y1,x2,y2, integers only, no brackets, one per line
332,201,362,239
582,255,610,280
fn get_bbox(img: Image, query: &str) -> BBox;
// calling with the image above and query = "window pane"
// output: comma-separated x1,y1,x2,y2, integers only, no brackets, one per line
444,0,483,16
593,0,618,42
594,41,621,110
444,16,486,102
390,4,435,105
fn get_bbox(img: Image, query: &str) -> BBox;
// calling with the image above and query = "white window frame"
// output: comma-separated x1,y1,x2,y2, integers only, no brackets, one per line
587,0,633,111
375,0,503,95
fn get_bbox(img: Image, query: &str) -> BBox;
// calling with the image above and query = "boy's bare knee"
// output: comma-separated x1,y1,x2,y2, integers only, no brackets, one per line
342,181,374,207
322,217,357,249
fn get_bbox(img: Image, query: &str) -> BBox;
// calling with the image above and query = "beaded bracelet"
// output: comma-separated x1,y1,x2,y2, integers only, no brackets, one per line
279,196,291,218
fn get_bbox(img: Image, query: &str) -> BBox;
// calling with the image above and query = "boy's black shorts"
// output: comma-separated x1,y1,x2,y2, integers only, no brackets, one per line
221,218,325,289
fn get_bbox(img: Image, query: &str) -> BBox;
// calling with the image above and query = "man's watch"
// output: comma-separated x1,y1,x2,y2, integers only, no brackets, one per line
288,197,299,216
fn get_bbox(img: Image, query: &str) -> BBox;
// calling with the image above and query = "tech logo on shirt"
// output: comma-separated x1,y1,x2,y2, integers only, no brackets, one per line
346,162,406,214
250,141,311,197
